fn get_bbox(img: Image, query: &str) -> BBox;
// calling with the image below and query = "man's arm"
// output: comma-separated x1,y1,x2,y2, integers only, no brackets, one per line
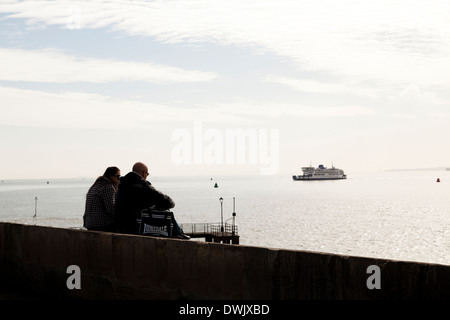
145,182,175,209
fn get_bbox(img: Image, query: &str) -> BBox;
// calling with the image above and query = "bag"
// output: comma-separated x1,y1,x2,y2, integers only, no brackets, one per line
138,207,174,238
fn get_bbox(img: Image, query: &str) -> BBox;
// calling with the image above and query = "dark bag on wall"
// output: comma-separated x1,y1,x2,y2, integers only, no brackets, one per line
138,207,174,238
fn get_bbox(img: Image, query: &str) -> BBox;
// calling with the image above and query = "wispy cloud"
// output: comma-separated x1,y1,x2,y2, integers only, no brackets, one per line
209,101,375,118
1,86,272,129
1,85,174,129
0,48,218,84
263,75,379,98
0,85,374,130
2,0,449,88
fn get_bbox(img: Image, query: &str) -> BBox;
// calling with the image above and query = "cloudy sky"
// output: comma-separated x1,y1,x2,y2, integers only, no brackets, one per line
1,0,450,179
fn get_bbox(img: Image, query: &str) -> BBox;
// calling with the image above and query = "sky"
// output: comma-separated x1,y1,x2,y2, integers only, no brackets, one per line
1,0,450,179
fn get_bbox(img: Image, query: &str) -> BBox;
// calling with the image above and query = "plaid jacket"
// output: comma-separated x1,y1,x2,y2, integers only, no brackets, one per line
83,177,116,228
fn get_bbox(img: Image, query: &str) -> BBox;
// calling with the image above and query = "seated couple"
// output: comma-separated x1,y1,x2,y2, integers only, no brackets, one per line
83,162,190,240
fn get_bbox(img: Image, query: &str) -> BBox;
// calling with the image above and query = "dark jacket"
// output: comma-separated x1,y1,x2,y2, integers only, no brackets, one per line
114,172,175,234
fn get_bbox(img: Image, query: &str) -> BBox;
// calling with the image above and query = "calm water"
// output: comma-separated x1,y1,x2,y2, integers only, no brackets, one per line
1,171,450,265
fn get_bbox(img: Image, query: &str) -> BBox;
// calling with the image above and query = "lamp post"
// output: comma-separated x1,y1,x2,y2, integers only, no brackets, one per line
232,197,236,236
219,197,224,232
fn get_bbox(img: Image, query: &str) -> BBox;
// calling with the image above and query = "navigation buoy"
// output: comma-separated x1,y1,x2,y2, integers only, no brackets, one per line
33,197,38,218
214,182,218,188
437,178,440,183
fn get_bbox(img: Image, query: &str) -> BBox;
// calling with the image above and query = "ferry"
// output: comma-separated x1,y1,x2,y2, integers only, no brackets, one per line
292,164,347,181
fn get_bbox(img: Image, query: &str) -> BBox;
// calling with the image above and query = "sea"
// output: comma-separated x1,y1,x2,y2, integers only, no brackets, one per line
1,170,450,266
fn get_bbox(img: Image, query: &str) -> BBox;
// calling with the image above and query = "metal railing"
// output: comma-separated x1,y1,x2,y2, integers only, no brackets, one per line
180,223,238,236
210,223,238,235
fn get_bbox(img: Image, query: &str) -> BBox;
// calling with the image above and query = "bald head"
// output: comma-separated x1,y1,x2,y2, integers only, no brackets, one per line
132,162,149,179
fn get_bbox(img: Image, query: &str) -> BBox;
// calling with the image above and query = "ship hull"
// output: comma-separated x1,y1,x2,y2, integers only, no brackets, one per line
292,175,347,181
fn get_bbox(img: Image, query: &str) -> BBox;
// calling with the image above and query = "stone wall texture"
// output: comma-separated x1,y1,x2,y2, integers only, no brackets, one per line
1,222,449,299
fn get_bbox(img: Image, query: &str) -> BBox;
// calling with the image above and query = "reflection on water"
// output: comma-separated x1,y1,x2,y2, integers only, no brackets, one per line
1,171,450,265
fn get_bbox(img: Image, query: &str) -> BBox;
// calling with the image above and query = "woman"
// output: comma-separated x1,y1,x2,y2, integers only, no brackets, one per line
83,166,120,232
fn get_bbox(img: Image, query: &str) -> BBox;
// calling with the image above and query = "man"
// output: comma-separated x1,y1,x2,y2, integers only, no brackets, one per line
114,162,189,239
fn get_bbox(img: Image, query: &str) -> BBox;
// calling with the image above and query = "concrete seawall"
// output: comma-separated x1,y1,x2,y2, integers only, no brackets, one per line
1,221,449,299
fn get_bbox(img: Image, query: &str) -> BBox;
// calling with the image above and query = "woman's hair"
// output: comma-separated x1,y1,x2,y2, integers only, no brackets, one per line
87,166,120,195
103,166,120,179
